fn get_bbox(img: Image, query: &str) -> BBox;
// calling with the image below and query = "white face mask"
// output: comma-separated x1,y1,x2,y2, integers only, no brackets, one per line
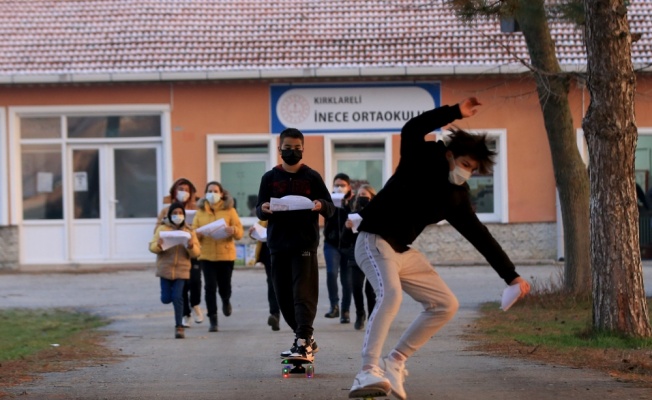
333,187,344,194
448,166,472,186
170,214,185,225
206,193,221,205
176,190,190,203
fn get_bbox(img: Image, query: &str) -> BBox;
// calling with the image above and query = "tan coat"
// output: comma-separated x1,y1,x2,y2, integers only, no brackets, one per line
192,196,243,261
149,222,201,280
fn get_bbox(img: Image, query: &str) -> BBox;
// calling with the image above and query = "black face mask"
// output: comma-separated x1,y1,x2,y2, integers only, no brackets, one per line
356,196,371,210
281,149,303,166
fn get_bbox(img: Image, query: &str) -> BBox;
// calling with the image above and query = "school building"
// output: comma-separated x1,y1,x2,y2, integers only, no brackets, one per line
1,0,652,270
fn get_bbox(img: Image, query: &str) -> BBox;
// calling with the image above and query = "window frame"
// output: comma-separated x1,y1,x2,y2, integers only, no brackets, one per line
438,129,508,223
0,107,7,225
323,133,393,190
206,134,277,226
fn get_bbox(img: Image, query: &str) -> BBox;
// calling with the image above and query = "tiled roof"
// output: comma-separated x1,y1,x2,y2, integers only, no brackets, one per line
0,0,651,82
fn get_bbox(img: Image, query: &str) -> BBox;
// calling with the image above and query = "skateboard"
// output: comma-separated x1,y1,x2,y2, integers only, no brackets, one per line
281,357,315,378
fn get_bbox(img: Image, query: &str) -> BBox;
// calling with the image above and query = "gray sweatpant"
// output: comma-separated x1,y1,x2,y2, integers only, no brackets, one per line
355,231,459,367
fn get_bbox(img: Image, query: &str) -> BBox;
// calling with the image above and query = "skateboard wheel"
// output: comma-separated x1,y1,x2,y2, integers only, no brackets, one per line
305,364,314,378
282,366,291,378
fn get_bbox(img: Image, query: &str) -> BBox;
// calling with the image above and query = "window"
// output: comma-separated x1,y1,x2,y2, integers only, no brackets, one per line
324,134,393,194
21,144,63,220
440,130,507,223
67,115,161,138
207,135,277,226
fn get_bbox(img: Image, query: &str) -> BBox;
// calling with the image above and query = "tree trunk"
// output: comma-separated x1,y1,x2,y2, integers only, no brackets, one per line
516,0,591,295
582,0,652,337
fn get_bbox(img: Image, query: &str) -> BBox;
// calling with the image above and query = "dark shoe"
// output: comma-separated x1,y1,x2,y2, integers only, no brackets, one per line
354,313,366,330
324,304,339,318
340,311,350,324
175,326,185,339
223,301,232,317
208,315,218,332
268,314,280,331
280,336,319,357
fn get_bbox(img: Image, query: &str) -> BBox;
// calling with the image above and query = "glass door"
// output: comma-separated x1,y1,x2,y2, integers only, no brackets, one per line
68,144,161,262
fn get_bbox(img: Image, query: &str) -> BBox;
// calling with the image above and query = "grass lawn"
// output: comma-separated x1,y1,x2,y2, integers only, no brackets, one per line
0,309,117,395
466,294,652,386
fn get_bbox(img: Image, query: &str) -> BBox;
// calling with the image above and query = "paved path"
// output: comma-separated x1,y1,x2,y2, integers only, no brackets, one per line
1,265,651,400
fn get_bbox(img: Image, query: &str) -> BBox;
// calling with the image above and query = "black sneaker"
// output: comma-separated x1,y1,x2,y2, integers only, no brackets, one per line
340,311,350,324
354,313,366,330
287,337,314,362
223,301,232,317
324,305,339,318
280,336,319,357
268,314,280,331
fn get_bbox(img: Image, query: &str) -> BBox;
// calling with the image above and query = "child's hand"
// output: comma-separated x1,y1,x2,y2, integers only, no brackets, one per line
311,200,322,212
344,219,353,229
248,226,255,238
261,202,272,214
225,226,235,236
186,239,193,249
196,232,204,240
157,238,163,250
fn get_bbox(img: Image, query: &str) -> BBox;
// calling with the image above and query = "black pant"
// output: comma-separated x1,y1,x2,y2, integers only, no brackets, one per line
351,262,376,318
259,242,280,316
182,258,202,317
271,249,318,339
201,260,234,318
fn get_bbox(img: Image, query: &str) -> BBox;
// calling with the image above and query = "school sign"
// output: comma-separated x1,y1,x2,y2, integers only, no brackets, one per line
270,83,441,133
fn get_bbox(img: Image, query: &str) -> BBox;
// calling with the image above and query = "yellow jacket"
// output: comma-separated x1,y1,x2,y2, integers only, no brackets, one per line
149,222,201,280
192,196,243,261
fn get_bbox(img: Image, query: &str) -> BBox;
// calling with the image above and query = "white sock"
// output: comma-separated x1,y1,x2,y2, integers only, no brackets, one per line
389,350,406,365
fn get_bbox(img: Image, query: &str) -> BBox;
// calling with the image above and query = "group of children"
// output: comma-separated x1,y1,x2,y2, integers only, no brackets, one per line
151,97,531,400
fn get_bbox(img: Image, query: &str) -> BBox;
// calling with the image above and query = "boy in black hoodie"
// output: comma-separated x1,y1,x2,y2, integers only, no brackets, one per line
256,128,335,362
348,98,531,400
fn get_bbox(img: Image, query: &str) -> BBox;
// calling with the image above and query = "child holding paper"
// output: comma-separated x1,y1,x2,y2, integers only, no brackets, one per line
155,177,203,328
149,202,200,339
256,127,335,362
342,184,377,331
192,181,243,332
249,220,281,331
348,98,531,400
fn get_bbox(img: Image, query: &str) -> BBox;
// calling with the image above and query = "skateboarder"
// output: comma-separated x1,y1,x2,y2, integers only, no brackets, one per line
348,97,531,399
256,127,335,362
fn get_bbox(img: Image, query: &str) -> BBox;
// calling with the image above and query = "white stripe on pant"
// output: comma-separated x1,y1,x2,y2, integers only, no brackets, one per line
356,231,460,367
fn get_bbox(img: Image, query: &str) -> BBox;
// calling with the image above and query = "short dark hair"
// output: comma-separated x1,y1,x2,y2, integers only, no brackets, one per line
446,127,496,175
333,173,350,184
279,128,304,145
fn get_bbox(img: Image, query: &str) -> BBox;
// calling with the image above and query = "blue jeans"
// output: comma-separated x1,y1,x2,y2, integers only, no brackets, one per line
324,242,352,312
160,278,185,327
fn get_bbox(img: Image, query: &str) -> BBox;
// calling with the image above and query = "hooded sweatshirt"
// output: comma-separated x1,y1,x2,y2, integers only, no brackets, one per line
256,164,335,254
358,104,519,284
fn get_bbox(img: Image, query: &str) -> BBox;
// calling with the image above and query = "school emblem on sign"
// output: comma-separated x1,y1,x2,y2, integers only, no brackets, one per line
278,93,311,125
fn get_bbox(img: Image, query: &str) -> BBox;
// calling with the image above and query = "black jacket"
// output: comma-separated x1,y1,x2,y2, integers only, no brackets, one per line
323,193,353,248
358,104,519,284
256,164,335,254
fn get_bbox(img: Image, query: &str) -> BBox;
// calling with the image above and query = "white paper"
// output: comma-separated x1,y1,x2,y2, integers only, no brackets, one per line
159,230,191,251
185,210,197,226
331,192,345,208
251,222,267,242
348,213,362,233
501,284,522,311
37,172,53,193
195,218,229,240
73,171,88,192
270,196,314,211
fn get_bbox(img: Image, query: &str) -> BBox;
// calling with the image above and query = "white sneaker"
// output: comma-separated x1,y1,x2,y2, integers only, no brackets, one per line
287,338,314,363
181,315,191,328
349,366,391,398
193,305,204,323
381,356,408,400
